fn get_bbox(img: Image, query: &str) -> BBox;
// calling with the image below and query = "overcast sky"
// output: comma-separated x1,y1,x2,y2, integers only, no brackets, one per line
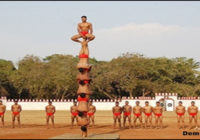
0,1,200,65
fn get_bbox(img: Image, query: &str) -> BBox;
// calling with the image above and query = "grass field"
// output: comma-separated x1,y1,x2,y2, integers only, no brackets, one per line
0,111,200,139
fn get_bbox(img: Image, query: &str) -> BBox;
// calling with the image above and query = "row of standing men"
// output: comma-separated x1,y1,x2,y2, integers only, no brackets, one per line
0,99,199,130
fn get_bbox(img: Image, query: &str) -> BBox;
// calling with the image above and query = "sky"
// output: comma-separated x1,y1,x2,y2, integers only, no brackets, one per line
0,1,200,66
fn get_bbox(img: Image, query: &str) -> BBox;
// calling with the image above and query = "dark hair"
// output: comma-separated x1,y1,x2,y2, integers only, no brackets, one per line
0,100,2,102
80,93,86,98
81,16,87,19
78,68,85,73
145,101,149,103
48,100,52,103
115,101,119,104
79,80,85,85
136,101,140,103
179,101,182,104
81,126,87,132
73,101,77,104
78,112,84,117
191,101,195,103
156,101,160,104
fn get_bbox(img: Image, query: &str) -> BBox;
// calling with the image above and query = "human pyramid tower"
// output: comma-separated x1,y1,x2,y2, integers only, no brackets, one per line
71,15,95,137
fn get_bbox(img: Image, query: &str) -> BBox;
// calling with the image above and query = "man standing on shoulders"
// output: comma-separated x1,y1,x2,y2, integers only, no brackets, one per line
122,101,132,128
11,99,22,128
70,101,78,128
112,101,122,129
45,100,56,129
153,101,163,129
0,100,6,128
133,101,143,128
87,100,96,127
143,101,153,129
176,101,185,129
188,101,198,130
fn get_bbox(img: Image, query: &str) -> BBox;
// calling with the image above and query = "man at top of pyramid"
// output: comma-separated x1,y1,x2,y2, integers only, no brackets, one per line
71,16,95,43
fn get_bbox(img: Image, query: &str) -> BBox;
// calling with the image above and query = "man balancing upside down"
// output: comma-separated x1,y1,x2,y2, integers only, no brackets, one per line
70,101,78,128
133,101,143,128
176,101,185,129
0,100,6,128
112,101,122,129
45,100,56,129
11,99,22,128
122,101,132,128
71,15,95,43
188,101,198,130
153,101,163,129
143,101,153,129
87,100,96,127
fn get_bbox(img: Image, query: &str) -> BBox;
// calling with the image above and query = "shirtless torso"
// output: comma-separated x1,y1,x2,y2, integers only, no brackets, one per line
112,104,122,129
11,103,22,128
122,104,132,128
143,104,153,128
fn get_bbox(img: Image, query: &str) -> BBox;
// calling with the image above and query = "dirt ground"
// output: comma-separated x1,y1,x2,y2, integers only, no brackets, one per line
1,111,200,139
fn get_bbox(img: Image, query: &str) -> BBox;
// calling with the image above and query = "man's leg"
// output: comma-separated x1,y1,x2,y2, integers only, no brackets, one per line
177,116,180,129
123,116,126,128
149,116,153,128
118,117,121,129
128,116,131,128
51,116,55,128
46,116,50,129
189,116,192,129
160,116,163,129
182,116,185,129
71,34,82,43
194,116,198,129
139,116,143,128
155,116,159,129
85,34,95,43
113,116,117,129
144,116,148,129
17,115,21,128
91,115,95,126
12,115,15,128
71,116,75,128
133,116,137,128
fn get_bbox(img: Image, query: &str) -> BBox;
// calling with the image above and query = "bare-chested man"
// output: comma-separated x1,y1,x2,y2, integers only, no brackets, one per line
133,101,143,128
0,100,6,127
176,101,185,129
45,101,56,129
188,101,198,130
143,101,153,129
112,101,122,129
70,101,78,128
77,112,89,138
153,101,163,129
87,100,96,127
11,100,22,128
122,101,132,128
71,16,95,43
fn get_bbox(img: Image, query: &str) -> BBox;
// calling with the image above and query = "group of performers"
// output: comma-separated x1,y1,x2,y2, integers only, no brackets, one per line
0,99,199,130
112,100,199,130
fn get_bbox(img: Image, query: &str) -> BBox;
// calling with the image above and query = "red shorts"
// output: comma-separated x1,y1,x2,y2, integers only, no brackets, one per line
79,54,88,58
155,113,162,117
190,113,197,117
87,112,94,117
177,113,184,116
13,112,20,116
124,112,131,116
84,80,89,84
145,113,152,117
80,31,88,37
114,112,121,117
134,113,141,117
71,112,78,116
0,112,4,116
77,97,88,102
46,112,54,116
